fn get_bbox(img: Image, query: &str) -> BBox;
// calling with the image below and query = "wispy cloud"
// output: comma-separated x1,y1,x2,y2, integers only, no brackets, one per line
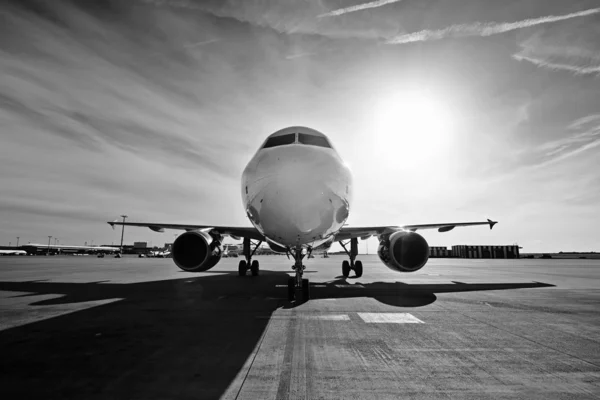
285,52,318,60
568,114,600,130
386,7,600,44
140,0,202,10
534,114,600,167
182,38,220,48
512,23,600,76
513,54,600,75
318,0,404,18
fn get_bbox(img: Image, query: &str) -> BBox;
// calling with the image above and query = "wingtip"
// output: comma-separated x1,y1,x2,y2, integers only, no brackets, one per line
487,219,498,230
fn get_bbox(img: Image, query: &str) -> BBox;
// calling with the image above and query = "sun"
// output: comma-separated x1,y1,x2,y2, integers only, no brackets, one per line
370,89,453,166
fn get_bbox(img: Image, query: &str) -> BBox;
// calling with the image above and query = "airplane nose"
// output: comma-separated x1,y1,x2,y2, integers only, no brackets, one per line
245,145,350,246
255,175,348,245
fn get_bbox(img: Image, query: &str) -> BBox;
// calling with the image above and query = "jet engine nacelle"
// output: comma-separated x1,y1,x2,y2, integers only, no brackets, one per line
172,230,222,272
377,231,429,272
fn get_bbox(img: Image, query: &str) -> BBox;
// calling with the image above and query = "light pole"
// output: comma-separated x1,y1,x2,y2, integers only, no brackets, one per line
16,237,19,247
47,236,52,256
120,215,128,254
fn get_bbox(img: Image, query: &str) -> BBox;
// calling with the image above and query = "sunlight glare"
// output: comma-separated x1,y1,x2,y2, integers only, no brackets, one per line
371,89,453,167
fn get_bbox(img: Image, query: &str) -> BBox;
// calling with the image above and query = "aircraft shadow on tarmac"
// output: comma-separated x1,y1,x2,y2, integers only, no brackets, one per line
0,271,554,399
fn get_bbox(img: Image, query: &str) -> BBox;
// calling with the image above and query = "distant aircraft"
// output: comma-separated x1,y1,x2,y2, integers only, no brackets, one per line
23,244,119,254
109,126,496,301
148,249,171,258
0,250,27,256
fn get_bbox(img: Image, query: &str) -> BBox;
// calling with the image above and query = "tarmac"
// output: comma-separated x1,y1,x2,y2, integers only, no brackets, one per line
1,255,599,399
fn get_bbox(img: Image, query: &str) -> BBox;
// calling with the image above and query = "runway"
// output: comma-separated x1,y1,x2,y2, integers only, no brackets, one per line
1,255,599,399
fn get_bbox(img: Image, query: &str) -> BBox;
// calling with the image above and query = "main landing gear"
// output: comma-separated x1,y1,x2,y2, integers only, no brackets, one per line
238,237,263,276
287,247,310,303
339,237,363,278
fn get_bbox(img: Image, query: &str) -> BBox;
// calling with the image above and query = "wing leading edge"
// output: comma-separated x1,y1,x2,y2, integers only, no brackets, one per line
108,218,496,243
335,219,497,241
107,221,265,241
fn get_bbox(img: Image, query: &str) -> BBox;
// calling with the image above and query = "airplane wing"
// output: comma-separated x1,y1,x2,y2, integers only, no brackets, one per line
107,221,265,241
335,219,497,241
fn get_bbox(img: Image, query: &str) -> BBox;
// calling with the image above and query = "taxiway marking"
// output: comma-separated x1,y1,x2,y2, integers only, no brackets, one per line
358,312,424,323
256,314,350,321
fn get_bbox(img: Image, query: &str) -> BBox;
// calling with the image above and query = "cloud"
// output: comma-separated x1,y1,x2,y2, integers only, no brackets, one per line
140,0,401,40
386,7,600,44
0,1,251,178
285,51,318,60
182,38,220,48
569,114,600,130
512,19,600,75
318,0,404,18
513,54,600,75
534,114,600,167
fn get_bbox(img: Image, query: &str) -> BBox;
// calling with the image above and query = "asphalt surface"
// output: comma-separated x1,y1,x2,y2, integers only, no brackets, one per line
1,255,599,399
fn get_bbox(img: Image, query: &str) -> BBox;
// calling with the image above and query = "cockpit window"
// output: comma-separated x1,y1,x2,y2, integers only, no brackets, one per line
298,133,331,148
262,133,296,148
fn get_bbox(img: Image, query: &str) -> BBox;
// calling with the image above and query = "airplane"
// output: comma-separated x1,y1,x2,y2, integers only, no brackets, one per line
108,126,497,302
22,244,120,254
0,249,27,256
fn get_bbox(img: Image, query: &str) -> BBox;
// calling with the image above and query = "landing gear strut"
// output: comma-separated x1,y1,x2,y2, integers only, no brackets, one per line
238,237,263,276
287,247,310,302
339,238,363,278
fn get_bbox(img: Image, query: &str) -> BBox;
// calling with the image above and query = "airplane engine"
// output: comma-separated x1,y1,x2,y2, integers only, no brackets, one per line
172,231,222,272
377,231,429,272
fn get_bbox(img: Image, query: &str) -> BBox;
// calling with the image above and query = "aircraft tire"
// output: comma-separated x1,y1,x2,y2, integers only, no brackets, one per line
342,260,350,277
302,278,310,301
238,260,247,276
287,277,295,301
354,260,363,278
251,260,259,276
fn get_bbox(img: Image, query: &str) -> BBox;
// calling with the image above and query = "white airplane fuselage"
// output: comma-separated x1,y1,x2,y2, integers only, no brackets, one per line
242,127,352,250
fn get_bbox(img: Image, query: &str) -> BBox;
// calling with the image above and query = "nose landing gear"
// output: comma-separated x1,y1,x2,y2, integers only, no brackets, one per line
339,238,363,278
238,237,263,276
287,247,311,303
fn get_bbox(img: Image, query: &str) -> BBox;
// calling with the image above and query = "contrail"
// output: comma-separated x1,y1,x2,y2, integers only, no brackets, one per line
386,7,600,44
319,0,404,18
285,52,317,60
183,38,219,48
513,54,600,75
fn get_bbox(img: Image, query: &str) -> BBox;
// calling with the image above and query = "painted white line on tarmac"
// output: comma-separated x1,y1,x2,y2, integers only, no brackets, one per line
358,312,424,324
256,314,350,321
303,314,350,320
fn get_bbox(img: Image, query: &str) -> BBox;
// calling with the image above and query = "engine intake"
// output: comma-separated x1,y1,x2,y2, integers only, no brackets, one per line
172,231,222,272
377,231,429,272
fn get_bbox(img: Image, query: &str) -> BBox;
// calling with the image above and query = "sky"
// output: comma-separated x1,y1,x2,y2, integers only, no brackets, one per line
1,0,599,253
